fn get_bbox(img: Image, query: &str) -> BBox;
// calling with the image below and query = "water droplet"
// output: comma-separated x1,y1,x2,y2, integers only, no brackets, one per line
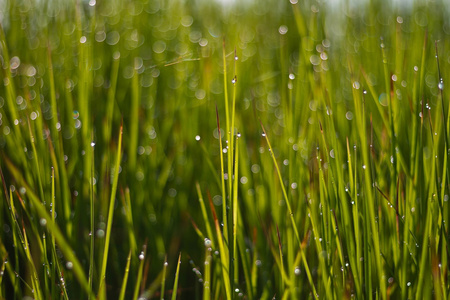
407,282,411,287
204,238,212,247
289,73,295,80
261,133,266,137
139,252,145,260
66,261,73,269
231,76,237,84
80,36,87,44
91,141,95,147
362,165,366,169
278,25,288,35
40,218,47,226
330,149,335,158
195,135,201,141
438,80,444,90
414,66,418,72
379,93,388,106
72,110,80,119
89,0,96,6
346,111,353,120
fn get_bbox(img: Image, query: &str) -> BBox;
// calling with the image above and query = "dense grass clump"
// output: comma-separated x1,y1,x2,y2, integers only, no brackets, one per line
0,0,449,299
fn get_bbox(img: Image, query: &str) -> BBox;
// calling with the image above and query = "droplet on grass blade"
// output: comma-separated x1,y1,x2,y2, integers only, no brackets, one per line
195,135,201,141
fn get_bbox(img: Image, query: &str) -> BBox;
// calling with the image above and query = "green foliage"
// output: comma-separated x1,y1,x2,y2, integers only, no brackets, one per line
0,0,449,299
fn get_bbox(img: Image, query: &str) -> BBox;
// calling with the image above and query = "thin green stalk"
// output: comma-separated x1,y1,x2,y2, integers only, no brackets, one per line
118,251,132,300
99,125,123,297
88,134,95,299
160,256,168,300
171,253,182,300
196,182,215,248
133,245,146,300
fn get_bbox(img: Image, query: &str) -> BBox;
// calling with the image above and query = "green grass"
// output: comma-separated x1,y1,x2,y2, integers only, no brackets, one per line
0,0,449,299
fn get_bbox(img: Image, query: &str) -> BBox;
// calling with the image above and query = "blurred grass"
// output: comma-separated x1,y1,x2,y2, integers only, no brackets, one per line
0,0,449,299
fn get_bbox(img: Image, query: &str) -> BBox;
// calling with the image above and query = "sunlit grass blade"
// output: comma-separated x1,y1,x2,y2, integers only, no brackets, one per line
203,248,211,300
171,253,182,300
160,256,168,300
99,124,123,297
118,251,132,300
207,192,231,300
216,104,228,244
132,245,146,300
196,182,215,248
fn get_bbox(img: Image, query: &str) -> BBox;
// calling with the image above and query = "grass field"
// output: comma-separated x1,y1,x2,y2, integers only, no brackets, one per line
0,0,449,299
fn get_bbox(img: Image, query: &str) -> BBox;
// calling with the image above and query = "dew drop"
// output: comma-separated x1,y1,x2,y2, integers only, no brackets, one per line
195,135,201,141
139,252,145,260
278,25,288,35
66,261,73,269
